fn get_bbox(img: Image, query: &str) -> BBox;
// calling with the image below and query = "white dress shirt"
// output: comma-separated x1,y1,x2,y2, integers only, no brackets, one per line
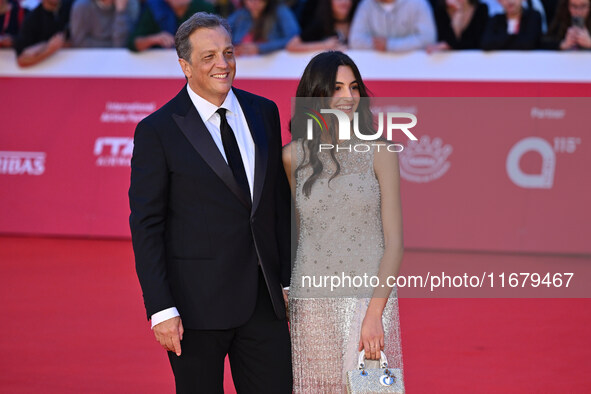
151,85,255,328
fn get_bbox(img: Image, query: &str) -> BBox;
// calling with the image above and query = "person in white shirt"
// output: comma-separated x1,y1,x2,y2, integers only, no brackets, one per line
349,0,437,51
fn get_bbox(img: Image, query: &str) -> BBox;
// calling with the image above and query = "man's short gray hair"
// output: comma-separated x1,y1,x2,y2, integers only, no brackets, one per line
175,12,232,63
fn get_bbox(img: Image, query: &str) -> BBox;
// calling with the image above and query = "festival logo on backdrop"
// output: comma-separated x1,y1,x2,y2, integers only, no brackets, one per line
399,136,453,183
94,137,133,167
506,136,582,189
0,151,46,175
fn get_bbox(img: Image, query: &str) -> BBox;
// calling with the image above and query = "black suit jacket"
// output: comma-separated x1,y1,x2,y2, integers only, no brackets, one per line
129,86,291,330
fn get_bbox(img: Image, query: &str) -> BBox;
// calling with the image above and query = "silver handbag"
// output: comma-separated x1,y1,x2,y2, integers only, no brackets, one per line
346,350,405,394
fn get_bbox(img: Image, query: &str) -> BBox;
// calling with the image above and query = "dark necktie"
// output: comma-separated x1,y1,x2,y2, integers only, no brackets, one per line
217,108,251,202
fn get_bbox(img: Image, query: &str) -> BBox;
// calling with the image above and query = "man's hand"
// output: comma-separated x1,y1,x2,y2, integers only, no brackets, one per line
0,34,13,48
47,33,66,53
235,43,259,56
373,37,387,52
151,32,175,48
153,316,184,356
134,31,175,51
426,42,450,54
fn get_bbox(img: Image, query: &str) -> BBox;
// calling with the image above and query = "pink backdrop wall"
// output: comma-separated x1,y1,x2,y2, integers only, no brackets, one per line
1,50,590,254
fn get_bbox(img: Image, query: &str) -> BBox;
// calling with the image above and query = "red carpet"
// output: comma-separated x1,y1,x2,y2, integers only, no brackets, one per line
1,236,590,393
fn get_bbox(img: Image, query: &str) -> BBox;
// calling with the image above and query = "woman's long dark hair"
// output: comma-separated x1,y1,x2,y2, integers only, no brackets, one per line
312,0,359,39
244,0,279,41
290,51,373,197
548,0,591,40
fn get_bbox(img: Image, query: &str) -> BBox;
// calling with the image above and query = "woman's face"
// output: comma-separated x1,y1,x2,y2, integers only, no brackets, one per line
499,0,522,17
41,0,61,11
329,65,360,121
244,0,267,19
165,0,191,9
445,0,468,10
569,0,590,19
332,0,353,21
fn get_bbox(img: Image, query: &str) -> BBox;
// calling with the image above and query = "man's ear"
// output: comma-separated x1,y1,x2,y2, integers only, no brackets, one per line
178,58,191,79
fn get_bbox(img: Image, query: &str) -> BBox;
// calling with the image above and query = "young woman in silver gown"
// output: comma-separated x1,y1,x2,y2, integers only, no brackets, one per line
283,51,405,393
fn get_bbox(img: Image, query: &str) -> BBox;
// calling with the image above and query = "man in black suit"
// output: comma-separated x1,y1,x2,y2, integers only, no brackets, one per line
129,12,292,393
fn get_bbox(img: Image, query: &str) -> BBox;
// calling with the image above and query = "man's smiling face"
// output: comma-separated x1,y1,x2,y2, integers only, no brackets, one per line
179,26,236,106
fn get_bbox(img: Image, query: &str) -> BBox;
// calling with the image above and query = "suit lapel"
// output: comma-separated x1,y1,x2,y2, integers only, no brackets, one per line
172,87,251,209
234,88,268,215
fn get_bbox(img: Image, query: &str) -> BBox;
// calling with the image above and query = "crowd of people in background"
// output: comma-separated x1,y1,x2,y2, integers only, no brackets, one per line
1,0,589,66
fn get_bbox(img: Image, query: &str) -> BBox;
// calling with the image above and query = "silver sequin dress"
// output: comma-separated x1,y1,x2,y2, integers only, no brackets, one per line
289,139,404,393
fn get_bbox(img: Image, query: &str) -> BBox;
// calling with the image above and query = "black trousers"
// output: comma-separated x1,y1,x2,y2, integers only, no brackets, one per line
168,269,292,393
